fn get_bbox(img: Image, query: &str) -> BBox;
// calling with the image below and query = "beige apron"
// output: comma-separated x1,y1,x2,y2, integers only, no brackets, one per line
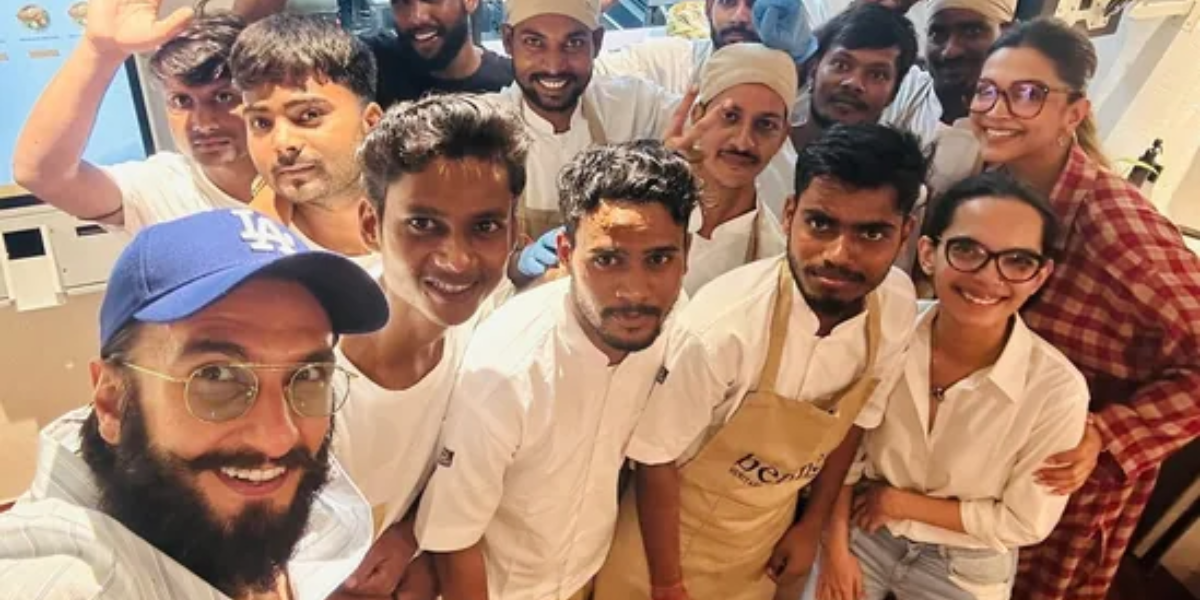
516,97,609,242
594,260,883,600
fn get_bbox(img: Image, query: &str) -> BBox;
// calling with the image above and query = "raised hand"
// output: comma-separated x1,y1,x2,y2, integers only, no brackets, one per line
662,87,730,163
86,0,195,57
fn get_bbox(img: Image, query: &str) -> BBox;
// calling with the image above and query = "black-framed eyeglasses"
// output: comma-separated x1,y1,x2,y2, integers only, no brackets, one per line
969,79,1081,119
121,362,354,423
933,236,1048,283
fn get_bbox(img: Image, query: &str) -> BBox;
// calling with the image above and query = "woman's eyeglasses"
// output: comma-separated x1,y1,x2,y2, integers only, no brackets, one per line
970,79,1081,120
934,236,1048,283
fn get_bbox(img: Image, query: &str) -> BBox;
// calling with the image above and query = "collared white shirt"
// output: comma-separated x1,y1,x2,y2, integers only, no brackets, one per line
486,77,680,214
0,408,373,600
629,258,916,466
416,278,671,600
104,152,244,234
861,304,1089,551
333,321,476,534
684,200,786,296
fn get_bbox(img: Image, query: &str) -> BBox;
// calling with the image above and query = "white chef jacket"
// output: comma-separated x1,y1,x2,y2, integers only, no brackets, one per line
683,199,787,296
861,303,1089,551
415,278,672,600
485,77,680,214
629,258,916,466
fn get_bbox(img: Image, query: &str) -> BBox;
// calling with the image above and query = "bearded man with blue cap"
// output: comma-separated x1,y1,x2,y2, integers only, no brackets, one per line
0,208,389,600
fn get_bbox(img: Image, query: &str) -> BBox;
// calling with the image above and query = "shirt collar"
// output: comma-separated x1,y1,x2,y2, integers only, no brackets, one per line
1046,144,1097,255
503,83,590,136
26,407,373,600
553,279,614,366
916,305,1034,404
688,199,761,237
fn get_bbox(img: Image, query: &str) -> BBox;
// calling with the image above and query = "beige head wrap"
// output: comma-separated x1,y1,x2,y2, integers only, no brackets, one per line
506,0,601,30
928,0,1017,24
697,44,798,117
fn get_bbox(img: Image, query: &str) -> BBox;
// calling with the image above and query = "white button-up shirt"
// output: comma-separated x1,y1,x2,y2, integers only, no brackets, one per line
861,304,1090,551
629,258,916,466
486,77,680,214
0,408,373,600
416,278,671,600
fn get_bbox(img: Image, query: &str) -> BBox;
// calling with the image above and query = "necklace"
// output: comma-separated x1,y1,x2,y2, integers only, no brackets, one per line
931,386,947,402
929,315,948,403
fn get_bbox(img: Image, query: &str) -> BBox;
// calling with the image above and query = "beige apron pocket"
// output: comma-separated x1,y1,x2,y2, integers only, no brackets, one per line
944,547,1016,600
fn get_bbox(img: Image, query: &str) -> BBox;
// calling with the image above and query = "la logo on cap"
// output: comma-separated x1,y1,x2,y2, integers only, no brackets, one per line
231,209,299,255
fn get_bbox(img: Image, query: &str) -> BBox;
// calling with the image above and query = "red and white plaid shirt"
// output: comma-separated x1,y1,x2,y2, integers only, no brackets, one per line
1014,145,1200,600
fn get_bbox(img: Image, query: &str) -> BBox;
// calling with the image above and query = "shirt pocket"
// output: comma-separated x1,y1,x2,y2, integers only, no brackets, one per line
944,546,1017,599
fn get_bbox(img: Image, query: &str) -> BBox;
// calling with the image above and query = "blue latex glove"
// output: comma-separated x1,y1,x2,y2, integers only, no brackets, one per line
753,0,819,64
516,226,563,278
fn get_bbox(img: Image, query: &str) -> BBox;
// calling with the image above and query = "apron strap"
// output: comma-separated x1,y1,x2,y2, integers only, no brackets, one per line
742,206,762,264
862,292,883,369
759,265,885,394
582,95,608,146
758,259,794,394
516,95,607,240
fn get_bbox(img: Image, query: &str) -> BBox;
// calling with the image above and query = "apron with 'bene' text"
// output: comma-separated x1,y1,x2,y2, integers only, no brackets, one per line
594,259,882,600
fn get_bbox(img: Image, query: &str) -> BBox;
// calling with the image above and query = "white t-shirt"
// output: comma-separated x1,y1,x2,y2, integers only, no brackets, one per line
485,77,680,213
683,201,787,296
416,278,670,600
333,322,476,534
629,257,916,466
861,304,1089,551
104,152,243,234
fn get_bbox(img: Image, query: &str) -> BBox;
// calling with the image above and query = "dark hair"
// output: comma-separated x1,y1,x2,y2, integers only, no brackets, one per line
149,11,246,86
359,95,530,215
229,14,377,102
990,18,1108,166
813,3,919,99
794,123,929,215
558,141,700,240
923,171,1059,256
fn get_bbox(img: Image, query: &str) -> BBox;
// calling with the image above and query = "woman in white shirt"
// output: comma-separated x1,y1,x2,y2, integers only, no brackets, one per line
807,171,1089,600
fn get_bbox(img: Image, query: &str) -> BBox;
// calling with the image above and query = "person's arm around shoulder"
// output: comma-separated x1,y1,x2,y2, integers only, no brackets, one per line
12,0,192,226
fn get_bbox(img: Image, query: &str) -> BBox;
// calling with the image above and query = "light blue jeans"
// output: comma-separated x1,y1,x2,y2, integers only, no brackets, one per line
800,528,1017,600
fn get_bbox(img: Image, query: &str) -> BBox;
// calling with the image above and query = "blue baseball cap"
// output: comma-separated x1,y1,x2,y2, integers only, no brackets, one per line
99,208,388,347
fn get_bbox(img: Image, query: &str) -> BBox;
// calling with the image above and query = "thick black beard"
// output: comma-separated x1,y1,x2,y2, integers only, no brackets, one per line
81,394,333,598
394,10,471,73
787,249,865,322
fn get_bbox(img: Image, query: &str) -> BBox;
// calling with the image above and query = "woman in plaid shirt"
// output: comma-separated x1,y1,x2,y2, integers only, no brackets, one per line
968,18,1200,600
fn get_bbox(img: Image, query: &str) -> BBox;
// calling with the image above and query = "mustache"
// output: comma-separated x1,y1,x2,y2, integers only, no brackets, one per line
718,149,761,164
401,25,444,40
828,91,869,111
274,152,320,171
531,73,578,83
189,133,232,144
601,305,662,319
806,263,866,283
184,446,322,473
717,24,761,42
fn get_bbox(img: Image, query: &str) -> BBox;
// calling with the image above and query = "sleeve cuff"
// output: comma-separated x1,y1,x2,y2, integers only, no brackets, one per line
416,523,487,554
